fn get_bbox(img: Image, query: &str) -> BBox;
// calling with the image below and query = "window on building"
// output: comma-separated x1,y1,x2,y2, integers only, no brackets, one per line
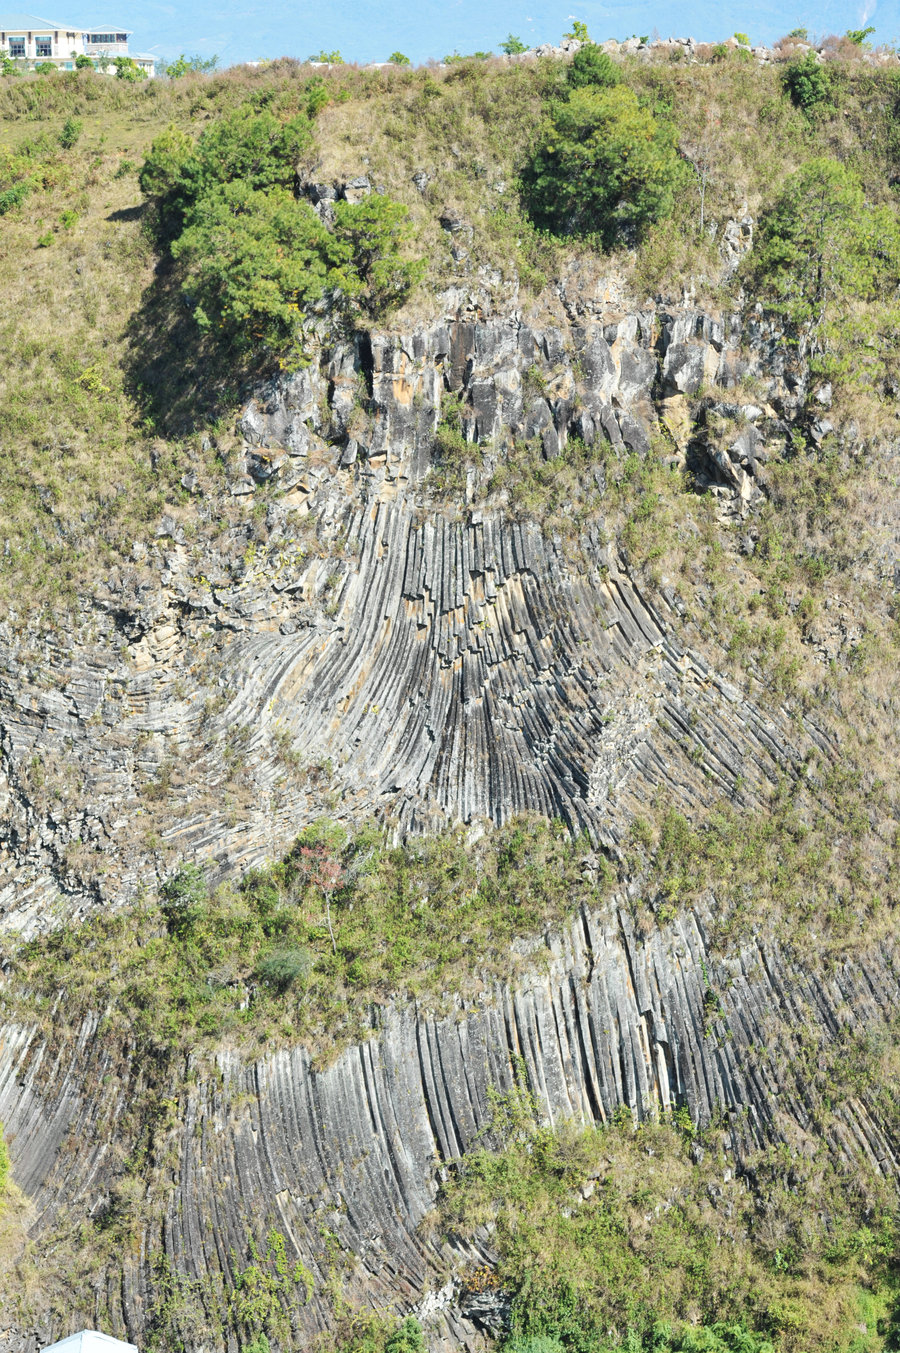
8,37,25,56
89,33,117,43
35,36,52,56
116,33,127,42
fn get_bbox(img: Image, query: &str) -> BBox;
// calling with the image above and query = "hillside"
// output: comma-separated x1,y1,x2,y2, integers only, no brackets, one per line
0,36,899,1353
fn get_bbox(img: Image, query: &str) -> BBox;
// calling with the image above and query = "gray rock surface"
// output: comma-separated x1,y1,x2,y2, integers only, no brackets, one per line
0,291,895,1350
1,897,897,1352
0,306,809,936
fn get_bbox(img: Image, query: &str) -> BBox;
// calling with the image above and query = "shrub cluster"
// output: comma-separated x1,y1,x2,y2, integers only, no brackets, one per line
750,157,900,385
440,1100,900,1353
0,122,80,216
522,45,687,247
782,51,832,112
140,98,423,358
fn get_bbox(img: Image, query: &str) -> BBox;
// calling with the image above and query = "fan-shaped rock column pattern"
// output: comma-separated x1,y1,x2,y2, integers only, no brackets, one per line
0,304,808,930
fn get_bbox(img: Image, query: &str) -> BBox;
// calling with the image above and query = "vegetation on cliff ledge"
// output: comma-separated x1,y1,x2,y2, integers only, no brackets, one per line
436,1087,900,1353
8,816,607,1055
0,42,899,602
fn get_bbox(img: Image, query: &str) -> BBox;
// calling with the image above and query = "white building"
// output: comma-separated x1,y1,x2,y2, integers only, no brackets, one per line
0,13,155,75
41,1333,138,1353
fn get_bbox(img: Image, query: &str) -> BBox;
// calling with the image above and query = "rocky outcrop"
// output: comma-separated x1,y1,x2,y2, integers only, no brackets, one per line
0,286,895,1352
0,302,810,935
1,892,898,1353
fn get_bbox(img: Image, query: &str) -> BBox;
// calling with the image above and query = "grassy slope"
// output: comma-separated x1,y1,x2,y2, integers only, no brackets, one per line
0,54,896,599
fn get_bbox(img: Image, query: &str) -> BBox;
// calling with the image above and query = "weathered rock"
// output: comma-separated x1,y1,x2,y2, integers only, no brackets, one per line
0,306,814,935
1,900,898,1353
0,280,895,1351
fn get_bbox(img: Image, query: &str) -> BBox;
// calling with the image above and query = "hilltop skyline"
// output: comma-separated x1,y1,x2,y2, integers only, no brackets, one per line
71,0,895,69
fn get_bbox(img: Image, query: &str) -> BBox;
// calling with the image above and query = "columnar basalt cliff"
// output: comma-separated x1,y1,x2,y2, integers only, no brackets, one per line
2,895,899,1353
0,284,895,1352
0,296,810,935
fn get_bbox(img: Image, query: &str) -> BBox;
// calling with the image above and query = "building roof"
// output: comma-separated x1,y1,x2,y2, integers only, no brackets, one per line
41,1333,138,1353
82,20,132,32
0,13,82,27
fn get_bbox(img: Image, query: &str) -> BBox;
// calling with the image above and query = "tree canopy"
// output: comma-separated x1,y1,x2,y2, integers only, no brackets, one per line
752,157,900,332
140,100,422,357
523,83,685,246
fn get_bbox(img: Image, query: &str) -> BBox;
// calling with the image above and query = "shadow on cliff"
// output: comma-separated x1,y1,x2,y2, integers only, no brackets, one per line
123,259,271,439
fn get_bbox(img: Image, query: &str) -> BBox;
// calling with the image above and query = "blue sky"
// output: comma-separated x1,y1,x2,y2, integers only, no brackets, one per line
96,0,897,68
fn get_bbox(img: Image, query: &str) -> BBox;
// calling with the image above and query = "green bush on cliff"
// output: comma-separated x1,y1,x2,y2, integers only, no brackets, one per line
782,51,833,112
330,1313,426,1353
566,42,621,91
751,157,900,384
384,1317,425,1353
11,816,606,1057
523,83,686,246
0,1122,8,1196
140,100,422,356
752,158,895,324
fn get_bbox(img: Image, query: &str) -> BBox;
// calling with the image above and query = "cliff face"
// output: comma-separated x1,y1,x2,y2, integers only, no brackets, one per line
3,894,899,1353
2,282,895,1351
0,288,812,936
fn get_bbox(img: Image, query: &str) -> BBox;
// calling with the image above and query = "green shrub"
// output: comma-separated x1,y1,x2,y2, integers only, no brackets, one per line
388,52,410,65
783,51,832,111
114,55,146,81
74,53,94,69
58,116,82,148
0,183,29,214
523,84,686,246
34,61,55,74
331,1314,427,1353
160,862,209,938
752,157,900,332
36,229,53,247
500,34,528,54
566,42,621,91
750,157,900,393
184,104,314,196
141,100,422,356
384,1318,424,1353
256,947,312,992
137,122,194,213
330,195,425,318
0,1122,8,1196
170,182,333,350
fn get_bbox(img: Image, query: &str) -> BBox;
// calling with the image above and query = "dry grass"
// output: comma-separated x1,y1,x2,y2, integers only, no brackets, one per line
438,1099,900,1353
